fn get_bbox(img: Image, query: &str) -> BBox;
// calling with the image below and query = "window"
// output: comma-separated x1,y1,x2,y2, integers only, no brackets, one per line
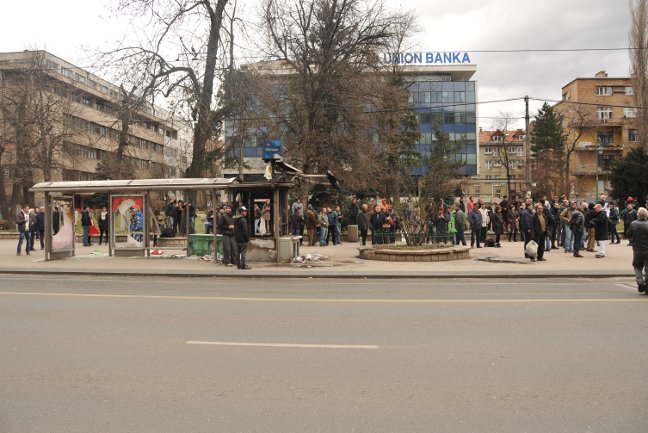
624,107,637,118
517,146,524,156
484,146,493,154
596,107,612,121
491,135,503,143
626,86,635,96
495,189,501,199
596,86,612,96
508,146,516,154
485,160,492,169
493,160,502,167
598,132,613,145
629,129,638,142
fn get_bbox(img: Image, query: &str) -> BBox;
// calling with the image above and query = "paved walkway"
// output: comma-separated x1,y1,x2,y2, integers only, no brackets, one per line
0,236,637,278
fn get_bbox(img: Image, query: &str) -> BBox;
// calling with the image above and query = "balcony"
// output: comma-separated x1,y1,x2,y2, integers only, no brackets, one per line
575,142,624,151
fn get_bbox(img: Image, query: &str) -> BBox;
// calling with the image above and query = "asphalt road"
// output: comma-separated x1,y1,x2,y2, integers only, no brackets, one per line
1,275,647,433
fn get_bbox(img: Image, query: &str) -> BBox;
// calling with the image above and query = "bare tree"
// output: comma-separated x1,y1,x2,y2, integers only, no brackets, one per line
0,51,76,209
257,0,406,198
105,0,233,183
557,102,597,194
492,113,518,198
630,0,648,149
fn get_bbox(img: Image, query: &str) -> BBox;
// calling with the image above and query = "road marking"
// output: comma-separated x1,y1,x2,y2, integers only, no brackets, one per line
186,341,379,349
0,291,647,304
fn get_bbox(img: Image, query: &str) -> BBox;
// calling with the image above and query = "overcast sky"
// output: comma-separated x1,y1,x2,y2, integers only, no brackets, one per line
0,0,632,129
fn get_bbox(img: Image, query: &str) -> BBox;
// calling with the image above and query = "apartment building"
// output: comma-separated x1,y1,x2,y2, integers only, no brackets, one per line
555,71,638,199
468,129,528,200
0,50,182,203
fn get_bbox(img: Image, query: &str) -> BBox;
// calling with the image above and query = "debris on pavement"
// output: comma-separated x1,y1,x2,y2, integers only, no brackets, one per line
292,252,331,267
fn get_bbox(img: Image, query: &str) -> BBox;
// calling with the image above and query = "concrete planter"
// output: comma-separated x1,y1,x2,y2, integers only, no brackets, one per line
358,246,470,262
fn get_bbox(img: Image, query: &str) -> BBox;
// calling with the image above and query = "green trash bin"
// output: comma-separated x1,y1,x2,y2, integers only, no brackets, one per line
188,234,222,257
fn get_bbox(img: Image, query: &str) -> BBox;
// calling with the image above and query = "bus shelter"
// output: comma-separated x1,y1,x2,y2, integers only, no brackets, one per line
29,177,303,262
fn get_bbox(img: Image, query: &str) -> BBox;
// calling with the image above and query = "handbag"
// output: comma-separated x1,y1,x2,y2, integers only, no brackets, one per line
525,240,538,258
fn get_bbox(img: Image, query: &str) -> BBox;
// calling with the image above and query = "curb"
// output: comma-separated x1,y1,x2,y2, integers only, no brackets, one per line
0,267,635,279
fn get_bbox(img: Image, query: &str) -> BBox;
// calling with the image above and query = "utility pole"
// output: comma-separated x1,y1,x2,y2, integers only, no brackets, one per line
524,95,530,196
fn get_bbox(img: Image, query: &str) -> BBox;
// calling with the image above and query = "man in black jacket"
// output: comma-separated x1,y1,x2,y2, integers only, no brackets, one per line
218,206,237,266
235,206,251,270
627,207,648,294
16,205,31,256
81,206,92,246
592,204,609,258
529,203,548,261
357,204,370,246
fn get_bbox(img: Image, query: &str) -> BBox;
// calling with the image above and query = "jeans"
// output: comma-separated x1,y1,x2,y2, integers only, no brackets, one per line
83,225,91,246
17,231,31,254
563,225,573,251
236,242,248,268
470,228,480,247
205,222,213,234
319,226,328,246
455,230,466,246
573,231,584,254
222,234,237,265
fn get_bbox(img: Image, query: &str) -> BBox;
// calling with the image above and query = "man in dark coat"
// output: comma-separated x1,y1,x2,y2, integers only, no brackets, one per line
592,203,609,258
468,205,482,248
622,202,638,244
627,207,648,294
369,205,387,245
35,207,46,250
81,206,92,246
347,199,359,226
218,206,237,266
357,204,370,246
529,203,548,261
234,206,251,270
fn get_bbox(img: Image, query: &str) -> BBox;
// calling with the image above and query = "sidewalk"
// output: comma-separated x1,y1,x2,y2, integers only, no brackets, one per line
0,237,637,279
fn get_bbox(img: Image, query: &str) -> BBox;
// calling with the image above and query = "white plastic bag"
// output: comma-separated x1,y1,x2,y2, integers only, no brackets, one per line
525,240,538,258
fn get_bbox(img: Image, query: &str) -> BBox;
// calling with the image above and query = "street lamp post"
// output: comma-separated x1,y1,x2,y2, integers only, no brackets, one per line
595,144,603,200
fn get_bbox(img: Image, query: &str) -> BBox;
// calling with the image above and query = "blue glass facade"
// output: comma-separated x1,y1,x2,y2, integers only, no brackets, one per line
407,79,478,176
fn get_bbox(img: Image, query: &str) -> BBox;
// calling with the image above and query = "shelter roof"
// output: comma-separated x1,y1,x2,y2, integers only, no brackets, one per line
30,178,239,193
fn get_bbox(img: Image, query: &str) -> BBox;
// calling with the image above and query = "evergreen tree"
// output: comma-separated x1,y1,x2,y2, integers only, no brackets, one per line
530,102,567,196
610,147,648,206
422,120,464,202
531,102,566,153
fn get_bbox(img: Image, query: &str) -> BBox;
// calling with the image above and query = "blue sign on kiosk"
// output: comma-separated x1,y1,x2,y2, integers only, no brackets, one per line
262,140,282,161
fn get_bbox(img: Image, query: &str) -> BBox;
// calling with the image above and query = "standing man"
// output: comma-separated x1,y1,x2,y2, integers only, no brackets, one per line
623,202,638,244
347,198,359,226
318,208,329,246
35,206,46,250
357,204,370,246
453,202,467,246
592,203,609,258
468,205,482,248
218,206,237,266
81,206,92,246
584,203,597,252
327,207,338,245
560,201,576,253
627,207,648,294
370,205,387,245
570,203,585,258
235,206,251,270
520,203,532,258
16,205,31,256
164,198,175,230
305,205,317,246
529,203,548,262
479,202,490,244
